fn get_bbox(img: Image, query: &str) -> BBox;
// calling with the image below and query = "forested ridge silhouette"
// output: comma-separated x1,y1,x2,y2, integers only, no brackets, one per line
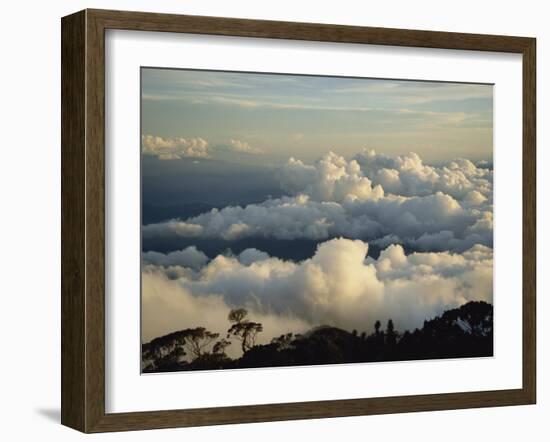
142,301,493,373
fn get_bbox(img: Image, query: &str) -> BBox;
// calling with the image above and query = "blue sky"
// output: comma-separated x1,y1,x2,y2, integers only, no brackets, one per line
141,68,493,163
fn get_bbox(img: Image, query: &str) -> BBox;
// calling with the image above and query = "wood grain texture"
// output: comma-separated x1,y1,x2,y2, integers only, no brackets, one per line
61,10,86,431
522,38,537,404
60,9,537,433
89,8,532,52
84,9,107,433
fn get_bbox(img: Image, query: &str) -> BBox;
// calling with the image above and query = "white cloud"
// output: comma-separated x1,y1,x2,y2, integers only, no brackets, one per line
229,139,263,154
142,135,265,159
354,149,493,201
278,152,384,203
142,267,311,358
142,135,209,159
143,239,493,343
143,221,203,239
142,191,489,252
238,248,270,265
141,148,494,354
141,150,492,252
463,190,487,207
142,246,208,270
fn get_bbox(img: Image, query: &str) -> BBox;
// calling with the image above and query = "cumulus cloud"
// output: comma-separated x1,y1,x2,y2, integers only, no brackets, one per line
238,248,271,265
141,149,493,353
142,150,492,252
229,139,263,154
278,152,384,203
354,149,493,201
142,192,490,252
463,190,487,207
142,246,208,270
144,238,493,342
142,134,209,159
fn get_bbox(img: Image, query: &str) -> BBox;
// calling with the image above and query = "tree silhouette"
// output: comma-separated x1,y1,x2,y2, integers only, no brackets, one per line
183,327,219,359
227,308,263,353
143,301,494,373
141,329,189,372
386,319,397,346
228,308,247,324
212,338,231,355
271,333,294,351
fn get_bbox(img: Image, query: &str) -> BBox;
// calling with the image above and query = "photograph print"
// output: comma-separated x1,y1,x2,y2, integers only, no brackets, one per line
141,68,494,373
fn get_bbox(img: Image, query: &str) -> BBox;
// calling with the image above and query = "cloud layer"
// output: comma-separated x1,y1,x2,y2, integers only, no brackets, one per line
142,246,208,270
141,134,269,160
278,152,384,203
229,139,263,154
142,238,493,351
353,149,493,201
142,151,492,252
142,135,209,159
141,149,493,352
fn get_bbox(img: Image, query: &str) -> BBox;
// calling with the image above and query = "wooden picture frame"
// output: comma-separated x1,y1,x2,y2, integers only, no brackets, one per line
61,8,536,433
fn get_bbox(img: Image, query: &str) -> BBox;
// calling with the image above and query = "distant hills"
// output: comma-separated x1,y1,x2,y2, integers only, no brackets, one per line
142,301,493,373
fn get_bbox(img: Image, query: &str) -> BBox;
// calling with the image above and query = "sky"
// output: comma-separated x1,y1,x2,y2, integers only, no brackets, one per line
140,67,494,350
141,67,493,164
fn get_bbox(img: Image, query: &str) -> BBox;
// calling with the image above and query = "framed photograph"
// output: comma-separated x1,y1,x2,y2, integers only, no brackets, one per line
61,9,536,433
